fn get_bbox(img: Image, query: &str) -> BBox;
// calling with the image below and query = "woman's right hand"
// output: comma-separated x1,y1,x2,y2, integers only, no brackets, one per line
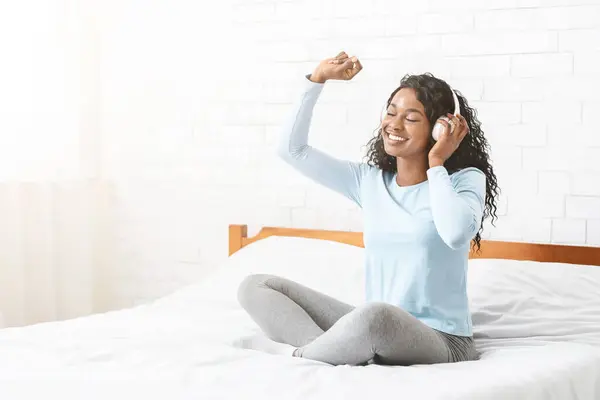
309,51,363,83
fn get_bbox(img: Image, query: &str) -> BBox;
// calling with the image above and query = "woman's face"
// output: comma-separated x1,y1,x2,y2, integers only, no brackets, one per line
381,88,431,159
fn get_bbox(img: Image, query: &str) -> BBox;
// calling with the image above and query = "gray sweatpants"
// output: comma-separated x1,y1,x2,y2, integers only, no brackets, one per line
237,274,479,366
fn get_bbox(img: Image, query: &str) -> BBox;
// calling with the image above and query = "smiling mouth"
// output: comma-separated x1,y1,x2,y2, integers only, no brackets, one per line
385,130,409,143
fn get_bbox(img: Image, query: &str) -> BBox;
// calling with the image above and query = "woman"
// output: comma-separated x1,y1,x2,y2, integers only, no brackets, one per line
236,51,499,366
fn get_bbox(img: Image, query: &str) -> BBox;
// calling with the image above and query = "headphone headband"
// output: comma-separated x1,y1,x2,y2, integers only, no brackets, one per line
451,88,460,116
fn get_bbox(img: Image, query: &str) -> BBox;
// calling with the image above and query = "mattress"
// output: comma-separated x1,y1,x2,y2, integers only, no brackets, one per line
1,236,599,400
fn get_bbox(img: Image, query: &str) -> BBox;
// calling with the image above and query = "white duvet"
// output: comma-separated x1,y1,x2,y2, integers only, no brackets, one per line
1,236,600,400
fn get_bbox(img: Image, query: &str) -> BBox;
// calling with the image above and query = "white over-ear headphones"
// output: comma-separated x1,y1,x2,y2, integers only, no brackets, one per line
431,88,460,141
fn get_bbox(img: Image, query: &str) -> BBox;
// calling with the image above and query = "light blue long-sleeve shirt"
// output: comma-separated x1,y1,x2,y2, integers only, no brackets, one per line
277,75,486,336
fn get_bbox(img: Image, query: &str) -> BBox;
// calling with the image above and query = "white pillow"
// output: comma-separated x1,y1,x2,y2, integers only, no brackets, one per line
467,258,600,346
171,236,366,308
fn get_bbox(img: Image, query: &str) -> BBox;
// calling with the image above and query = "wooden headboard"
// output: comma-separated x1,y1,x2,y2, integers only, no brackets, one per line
228,224,600,266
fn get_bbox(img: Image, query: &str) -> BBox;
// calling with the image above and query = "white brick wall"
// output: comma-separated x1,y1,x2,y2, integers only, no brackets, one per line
98,0,600,307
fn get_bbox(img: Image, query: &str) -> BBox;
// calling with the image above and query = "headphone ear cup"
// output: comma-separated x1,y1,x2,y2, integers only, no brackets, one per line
432,123,442,141
432,118,447,141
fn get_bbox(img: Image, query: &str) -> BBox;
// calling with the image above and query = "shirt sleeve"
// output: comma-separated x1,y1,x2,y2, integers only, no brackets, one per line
277,75,372,208
426,166,486,250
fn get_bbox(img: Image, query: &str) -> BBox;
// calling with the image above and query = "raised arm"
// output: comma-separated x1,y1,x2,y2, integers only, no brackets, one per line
277,51,371,207
277,75,371,207
427,166,486,250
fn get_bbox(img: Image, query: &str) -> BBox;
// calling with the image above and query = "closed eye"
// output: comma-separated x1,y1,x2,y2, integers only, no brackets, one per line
386,113,420,123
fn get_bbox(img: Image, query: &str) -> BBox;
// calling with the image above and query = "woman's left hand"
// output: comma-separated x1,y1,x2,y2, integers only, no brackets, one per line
428,113,469,167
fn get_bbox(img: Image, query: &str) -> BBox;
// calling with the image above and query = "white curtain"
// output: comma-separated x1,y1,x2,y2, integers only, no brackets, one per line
0,181,115,327
0,1,114,328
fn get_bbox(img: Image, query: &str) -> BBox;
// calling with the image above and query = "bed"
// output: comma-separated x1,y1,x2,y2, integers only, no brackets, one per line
1,224,600,400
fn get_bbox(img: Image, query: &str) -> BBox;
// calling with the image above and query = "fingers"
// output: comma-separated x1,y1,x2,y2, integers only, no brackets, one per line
446,113,459,134
340,57,354,69
326,52,363,80
457,114,469,140
341,56,363,79
450,113,469,139
353,57,363,73
328,51,349,64
337,58,352,79
445,113,469,143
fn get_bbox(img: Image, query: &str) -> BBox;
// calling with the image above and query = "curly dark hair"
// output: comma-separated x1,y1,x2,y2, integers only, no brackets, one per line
364,73,499,252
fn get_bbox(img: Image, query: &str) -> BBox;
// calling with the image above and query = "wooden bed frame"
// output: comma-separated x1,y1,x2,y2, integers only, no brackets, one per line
228,224,600,266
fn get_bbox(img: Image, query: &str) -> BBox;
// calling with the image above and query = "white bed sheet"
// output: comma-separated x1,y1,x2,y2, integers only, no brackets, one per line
1,237,599,400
